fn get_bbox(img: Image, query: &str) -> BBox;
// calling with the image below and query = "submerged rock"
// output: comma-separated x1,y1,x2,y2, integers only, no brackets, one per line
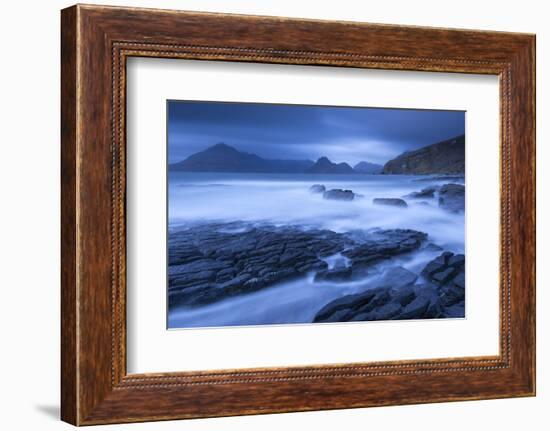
373,198,408,208
438,183,465,212
404,186,438,199
323,189,355,201
378,266,418,289
342,229,427,278
424,242,444,252
309,184,326,194
314,260,353,282
412,175,465,183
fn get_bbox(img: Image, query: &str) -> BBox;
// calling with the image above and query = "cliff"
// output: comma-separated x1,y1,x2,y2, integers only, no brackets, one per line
382,135,465,175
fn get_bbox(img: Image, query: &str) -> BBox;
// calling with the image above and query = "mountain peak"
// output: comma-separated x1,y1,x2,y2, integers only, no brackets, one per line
307,156,353,174
206,142,238,152
354,161,383,174
169,144,314,173
316,156,331,163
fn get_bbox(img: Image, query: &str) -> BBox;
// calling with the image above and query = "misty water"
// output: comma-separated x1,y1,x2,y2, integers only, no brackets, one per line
167,172,465,329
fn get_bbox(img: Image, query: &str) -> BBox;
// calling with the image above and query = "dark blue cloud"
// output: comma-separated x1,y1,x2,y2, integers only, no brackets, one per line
168,100,465,165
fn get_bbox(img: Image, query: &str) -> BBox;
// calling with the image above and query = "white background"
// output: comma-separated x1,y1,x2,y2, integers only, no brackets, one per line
0,0,547,430
127,59,500,373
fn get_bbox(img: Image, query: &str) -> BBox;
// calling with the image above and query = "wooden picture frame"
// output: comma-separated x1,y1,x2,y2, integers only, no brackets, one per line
61,4,536,425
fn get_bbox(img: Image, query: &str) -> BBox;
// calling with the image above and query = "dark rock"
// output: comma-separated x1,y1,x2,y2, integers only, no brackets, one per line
313,290,378,322
344,229,427,276
314,265,353,282
314,268,419,323
169,259,230,277
168,246,204,266
313,278,448,323
432,267,457,284
421,251,453,277
440,283,465,306
452,272,465,289
169,222,430,310
413,283,444,318
345,229,427,258
351,301,402,321
378,266,418,290
168,222,349,306
320,308,353,323
309,184,326,193
448,254,465,268
420,251,465,309
313,249,464,323
424,243,443,252
392,285,416,306
278,249,316,266
438,183,465,213
297,260,328,274
396,294,431,320
443,301,465,318
261,268,299,285
218,273,252,291
412,175,465,183
373,198,408,208
323,189,355,201
404,186,438,199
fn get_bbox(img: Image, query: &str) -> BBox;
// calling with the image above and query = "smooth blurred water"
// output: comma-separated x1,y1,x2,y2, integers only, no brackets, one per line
167,247,446,328
168,172,465,252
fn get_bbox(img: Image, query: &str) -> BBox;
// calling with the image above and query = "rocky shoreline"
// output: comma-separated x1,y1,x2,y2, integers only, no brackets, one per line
168,179,465,323
169,222,428,307
313,251,465,322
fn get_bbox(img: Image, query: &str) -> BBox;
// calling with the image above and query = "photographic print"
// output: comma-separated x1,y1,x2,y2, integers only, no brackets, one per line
167,101,465,329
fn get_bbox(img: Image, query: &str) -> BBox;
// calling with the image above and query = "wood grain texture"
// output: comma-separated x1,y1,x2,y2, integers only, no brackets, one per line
60,4,536,425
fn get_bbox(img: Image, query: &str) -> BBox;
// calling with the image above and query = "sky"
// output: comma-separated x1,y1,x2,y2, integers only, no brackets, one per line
167,101,465,166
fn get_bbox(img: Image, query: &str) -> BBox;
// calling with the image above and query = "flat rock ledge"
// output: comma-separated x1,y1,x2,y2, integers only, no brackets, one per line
313,251,465,322
168,222,427,307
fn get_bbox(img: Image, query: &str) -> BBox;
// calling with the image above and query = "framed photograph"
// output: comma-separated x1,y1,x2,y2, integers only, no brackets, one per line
61,4,536,425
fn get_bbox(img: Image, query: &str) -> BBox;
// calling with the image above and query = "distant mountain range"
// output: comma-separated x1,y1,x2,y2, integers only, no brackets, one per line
169,143,380,174
353,161,383,174
169,136,465,175
382,134,465,175
169,143,314,174
306,157,354,174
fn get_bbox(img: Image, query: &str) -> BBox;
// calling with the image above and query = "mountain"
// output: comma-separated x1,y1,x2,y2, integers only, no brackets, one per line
306,157,354,174
382,135,465,175
353,161,383,174
169,143,314,173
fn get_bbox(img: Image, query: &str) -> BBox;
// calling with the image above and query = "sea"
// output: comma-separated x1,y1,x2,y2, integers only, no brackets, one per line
167,172,465,329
